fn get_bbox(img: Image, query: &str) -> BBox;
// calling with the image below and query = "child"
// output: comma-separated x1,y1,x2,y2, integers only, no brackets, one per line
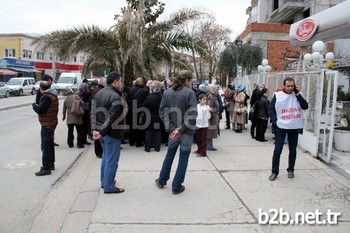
195,94,211,157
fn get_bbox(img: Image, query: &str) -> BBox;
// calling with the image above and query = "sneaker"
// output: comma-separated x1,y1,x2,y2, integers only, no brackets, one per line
155,179,165,189
269,173,277,181
288,171,294,179
35,167,51,176
172,185,185,195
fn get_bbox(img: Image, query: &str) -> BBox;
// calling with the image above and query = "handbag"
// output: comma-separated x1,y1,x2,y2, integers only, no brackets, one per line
235,105,247,114
138,112,145,125
248,104,255,120
70,97,84,115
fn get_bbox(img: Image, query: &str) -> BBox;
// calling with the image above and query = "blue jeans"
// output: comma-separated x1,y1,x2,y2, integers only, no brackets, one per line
158,134,193,192
41,126,55,170
207,138,214,150
271,127,299,176
100,135,121,192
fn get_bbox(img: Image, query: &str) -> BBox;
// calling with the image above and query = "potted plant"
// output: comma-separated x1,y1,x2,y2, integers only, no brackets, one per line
334,102,350,152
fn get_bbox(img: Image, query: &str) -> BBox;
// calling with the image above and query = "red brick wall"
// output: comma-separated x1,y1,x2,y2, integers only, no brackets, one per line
267,41,300,71
240,22,290,39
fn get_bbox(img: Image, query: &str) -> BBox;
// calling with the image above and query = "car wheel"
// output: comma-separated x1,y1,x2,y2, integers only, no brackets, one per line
5,91,10,98
31,88,35,95
19,89,23,96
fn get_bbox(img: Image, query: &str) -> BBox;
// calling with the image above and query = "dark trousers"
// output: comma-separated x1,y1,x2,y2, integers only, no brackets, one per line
82,111,90,143
41,126,55,170
129,128,144,146
256,118,268,141
67,124,84,147
272,127,299,175
250,118,257,138
196,127,208,156
145,129,161,151
94,139,103,157
225,107,230,129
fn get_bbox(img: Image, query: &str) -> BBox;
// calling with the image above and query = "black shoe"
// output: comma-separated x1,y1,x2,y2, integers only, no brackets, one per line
155,179,165,189
35,167,51,176
207,148,217,151
172,185,185,195
50,165,55,170
83,141,91,145
68,144,74,148
145,148,150,152
54,142,59,146
136,144,144,147
225,127,230,130
77,144,85,148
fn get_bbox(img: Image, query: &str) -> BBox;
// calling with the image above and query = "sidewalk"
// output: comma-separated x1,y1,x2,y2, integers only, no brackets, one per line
31,123,350,233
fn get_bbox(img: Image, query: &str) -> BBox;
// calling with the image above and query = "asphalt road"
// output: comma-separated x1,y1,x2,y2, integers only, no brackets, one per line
0,95,84,233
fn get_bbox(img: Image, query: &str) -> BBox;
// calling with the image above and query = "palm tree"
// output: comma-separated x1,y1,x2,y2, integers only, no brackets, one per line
32,5,205,87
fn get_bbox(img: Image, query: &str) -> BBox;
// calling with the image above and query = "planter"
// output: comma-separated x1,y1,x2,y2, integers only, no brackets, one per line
334,127,350,152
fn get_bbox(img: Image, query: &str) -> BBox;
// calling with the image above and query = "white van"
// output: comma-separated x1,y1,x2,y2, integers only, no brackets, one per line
7,77,35,95
55,72,83,95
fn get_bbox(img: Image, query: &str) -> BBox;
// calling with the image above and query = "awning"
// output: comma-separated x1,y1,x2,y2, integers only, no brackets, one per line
0,69,18,75
8,66,42,73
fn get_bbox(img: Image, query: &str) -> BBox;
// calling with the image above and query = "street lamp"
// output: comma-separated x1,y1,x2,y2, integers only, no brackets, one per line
235,39,242,78
258,59,272,84
303,40,335,71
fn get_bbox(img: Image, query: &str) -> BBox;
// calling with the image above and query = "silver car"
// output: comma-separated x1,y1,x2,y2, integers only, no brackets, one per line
0,81,10,98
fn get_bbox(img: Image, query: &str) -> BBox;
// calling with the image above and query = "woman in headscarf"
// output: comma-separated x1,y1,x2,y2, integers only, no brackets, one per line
207,84,220,151
142,80,163,152
233,84,247,133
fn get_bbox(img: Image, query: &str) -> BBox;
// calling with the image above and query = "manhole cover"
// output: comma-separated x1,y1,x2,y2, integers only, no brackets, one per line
2,160,38,170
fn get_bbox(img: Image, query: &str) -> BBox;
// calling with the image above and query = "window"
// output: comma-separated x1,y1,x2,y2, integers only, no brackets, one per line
37,52,45,60
49,53,53,60
22,49,32,58
73,56,77,62
5,49,16,57
79,56,85,62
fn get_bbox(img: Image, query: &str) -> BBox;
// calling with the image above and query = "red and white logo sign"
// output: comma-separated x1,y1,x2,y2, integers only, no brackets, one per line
295,19,318,41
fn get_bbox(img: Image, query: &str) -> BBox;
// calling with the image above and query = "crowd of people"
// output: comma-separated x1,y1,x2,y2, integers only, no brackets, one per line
32,71,308,193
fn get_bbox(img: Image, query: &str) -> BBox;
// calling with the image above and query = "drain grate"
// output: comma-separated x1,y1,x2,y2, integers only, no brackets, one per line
2,160,38,170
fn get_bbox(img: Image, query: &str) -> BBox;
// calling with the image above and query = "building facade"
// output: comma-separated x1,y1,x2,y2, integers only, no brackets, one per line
240,0,346,72
0,33,84,80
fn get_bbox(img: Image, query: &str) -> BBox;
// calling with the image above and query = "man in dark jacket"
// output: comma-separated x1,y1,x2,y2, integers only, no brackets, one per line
155,70,198,195
91,72,128,194
268,77,308,181
32,81,59,176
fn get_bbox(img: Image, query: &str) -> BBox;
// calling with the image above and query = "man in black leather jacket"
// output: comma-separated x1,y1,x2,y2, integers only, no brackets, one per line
91,72,128,194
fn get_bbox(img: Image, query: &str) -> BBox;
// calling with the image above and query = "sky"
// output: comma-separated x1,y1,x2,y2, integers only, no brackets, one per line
0,0,250,38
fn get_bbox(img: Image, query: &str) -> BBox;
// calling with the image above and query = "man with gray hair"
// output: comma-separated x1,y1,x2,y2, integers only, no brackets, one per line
155,70,198,195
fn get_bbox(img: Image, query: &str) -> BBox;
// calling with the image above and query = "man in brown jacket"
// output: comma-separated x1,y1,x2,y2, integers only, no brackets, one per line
32,81,59,176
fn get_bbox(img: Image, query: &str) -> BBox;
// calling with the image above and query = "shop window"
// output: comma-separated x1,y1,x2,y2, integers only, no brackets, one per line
22,49,32,58
5,49,16,57
37,52,45,60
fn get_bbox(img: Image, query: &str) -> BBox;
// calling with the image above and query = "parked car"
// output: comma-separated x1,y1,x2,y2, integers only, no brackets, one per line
7,77,35,95
0,82,10,98
34,80,56,93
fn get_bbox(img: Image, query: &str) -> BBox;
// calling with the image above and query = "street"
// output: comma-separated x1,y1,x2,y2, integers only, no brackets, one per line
0,95,84,233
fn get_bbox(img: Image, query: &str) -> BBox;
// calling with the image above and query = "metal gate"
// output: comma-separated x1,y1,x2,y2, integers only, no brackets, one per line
241,70,339,163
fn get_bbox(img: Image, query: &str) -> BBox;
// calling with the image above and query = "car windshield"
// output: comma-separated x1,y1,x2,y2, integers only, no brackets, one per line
57,77,73,83
7,79,22,85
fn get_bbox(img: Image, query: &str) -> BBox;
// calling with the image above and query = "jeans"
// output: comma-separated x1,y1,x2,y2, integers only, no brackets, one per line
207,138,214,150
158,134,193,192
271,127,299,176
41,126,55,170
100,135,121,192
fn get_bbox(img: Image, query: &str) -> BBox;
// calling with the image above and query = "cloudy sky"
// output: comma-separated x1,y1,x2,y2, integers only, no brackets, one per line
0,0,250,38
